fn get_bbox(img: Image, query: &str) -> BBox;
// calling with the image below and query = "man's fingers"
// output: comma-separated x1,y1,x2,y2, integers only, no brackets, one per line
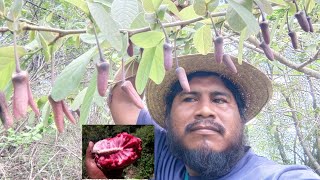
86,141,94,158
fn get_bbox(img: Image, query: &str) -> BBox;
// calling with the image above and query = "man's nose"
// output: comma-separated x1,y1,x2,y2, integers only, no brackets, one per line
195,99,216,119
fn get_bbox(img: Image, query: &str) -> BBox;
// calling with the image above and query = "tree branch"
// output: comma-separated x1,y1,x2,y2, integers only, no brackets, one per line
246,36,320,79
297,49,320,69
283,93,320,174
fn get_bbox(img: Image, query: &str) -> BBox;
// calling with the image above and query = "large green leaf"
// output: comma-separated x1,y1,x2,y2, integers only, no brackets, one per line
305,0,316,13
162,0,180,16
136,44,163,94
8,0,23,20
152,0,164,11
226,0,259,35
149,43,165,84
0,46,26,90
80,72,97,125
254,0,273,14
193,0,207,16
51,47,96,101
130,12,149,29
141,0,155,12
70,87,87,111
61,0,89,15
0,62,14,90
87,2,122,51
193,24,212,55
111,0,139,28
0,46,27,68
130,31,164,48
179,6,200,20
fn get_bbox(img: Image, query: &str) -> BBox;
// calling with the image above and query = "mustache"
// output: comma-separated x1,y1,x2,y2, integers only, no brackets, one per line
185,119,226,135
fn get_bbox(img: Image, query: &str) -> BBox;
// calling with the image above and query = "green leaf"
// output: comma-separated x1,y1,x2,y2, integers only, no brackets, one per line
0,0,4,14
149,43,165,84
88,2,122,51
156,4,168,21
111,0,139,28
179,6,200,20
135,46,160,94
79,33,107,44
38,33,52,62
226,0,259,35
207,0,219,12
305,0,316,13
162,0,180,16
130,31,164,48
0,46,27,89
153,0,164,10
61,0,89,15
71,88,88,111
0,62,14,90
8,0,23,20
238,28,247,65
141,0,155,12
41,101,51,127
193,0,207,16
80,72,97,125
193,24,212,55
254,0,273,14
51,47,96,101
130,12,149,29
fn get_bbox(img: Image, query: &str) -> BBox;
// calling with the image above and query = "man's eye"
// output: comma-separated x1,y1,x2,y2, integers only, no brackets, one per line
213,98,227,104
183,97,196,102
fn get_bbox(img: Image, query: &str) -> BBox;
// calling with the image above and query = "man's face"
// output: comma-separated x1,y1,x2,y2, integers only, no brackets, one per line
166,76,245,178
169,76,243,152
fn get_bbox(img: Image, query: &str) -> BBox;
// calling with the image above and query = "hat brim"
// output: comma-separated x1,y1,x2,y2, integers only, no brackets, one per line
145,53,272,128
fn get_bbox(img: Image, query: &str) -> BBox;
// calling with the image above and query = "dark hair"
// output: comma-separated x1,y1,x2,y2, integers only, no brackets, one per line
165,71,246,123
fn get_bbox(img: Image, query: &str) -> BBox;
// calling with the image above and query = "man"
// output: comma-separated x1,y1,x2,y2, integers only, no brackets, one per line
86,53,320,179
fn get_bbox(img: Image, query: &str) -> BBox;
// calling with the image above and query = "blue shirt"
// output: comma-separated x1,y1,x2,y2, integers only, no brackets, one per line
137,109,320,180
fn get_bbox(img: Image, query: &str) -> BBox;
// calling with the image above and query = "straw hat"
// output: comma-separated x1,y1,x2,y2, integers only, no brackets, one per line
145,53,272,128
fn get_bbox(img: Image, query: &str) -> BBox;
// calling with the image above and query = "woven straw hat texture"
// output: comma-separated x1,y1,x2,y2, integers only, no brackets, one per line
145,53,272,128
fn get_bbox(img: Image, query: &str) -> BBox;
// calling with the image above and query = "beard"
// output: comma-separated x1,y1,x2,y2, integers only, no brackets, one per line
166,118,246,179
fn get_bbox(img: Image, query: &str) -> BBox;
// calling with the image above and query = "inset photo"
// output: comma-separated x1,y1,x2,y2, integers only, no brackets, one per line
82,125,154,179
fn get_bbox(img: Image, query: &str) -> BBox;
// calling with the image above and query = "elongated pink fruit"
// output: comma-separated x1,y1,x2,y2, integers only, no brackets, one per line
176,67,190,92
48,96,64,133
121,81,144,109
259,41,274,61
163,41,173,71
260,21,270,44
288,31,298,49
127,39,134,57
295,11,310,32
214,36,224,64
306,16,314,32
27,82,40,117
223,54,237,73
62,101,76,124
96,61,109,97
0,92,13,129
12,71,29,119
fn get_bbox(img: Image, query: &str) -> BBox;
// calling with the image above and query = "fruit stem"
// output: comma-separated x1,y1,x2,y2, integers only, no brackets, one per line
293,0,299,12
286,10,291,32
174,29,180,68
121,58,125,83
92,23,105,62
13,31,21,73
208,11,219,36
158,19,170,43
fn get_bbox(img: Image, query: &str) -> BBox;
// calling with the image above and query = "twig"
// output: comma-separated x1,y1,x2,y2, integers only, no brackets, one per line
297,48,320,69
31,149,62,180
